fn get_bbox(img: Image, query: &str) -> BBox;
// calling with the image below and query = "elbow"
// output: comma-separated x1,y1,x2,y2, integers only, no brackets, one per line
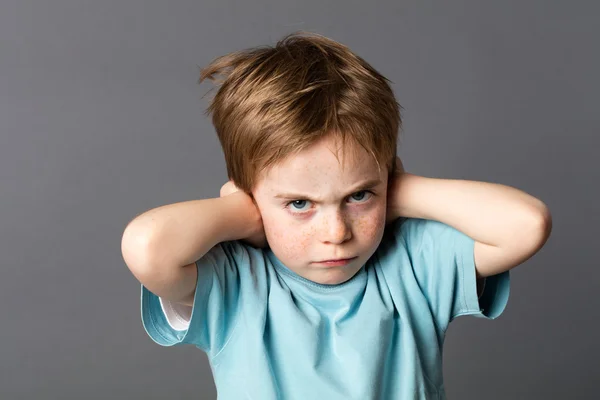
121,223,156,279
529,203,553,251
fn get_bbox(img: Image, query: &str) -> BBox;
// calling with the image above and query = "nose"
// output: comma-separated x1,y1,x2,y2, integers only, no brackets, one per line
320,209,352,244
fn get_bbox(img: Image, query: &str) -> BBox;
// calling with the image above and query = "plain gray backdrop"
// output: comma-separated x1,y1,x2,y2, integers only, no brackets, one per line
1,0,597,399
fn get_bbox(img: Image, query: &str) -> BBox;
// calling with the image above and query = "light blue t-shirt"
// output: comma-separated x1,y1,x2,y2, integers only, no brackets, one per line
141,217,510,399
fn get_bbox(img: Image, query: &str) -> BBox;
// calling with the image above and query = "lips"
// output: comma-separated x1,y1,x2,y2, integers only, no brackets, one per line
316,257,356,263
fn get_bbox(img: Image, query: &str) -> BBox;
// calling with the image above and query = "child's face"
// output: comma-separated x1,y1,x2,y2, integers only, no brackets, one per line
252,135,389,285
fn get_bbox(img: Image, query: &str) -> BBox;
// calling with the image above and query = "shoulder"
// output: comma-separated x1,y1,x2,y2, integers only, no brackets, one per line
373,217,467,280
379,217,440,253
384,217,462,251
205,239,267,266
197,240,271,285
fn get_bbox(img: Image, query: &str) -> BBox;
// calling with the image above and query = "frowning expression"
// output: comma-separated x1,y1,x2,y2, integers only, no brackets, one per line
252,135,389,285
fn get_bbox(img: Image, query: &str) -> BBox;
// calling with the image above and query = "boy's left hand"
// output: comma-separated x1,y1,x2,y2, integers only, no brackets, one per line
386,156,405,225
220,180,269,249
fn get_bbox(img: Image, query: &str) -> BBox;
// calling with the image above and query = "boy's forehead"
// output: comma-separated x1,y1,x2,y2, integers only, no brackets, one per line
265,153,375,179
258,156,385,195
254,136,386,192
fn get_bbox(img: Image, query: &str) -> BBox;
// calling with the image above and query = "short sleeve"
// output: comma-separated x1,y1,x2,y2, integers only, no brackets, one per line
395,217,510,328
141,240,261,356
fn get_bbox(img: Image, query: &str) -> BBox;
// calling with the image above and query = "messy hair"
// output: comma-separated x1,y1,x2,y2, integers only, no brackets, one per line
198,31,402,194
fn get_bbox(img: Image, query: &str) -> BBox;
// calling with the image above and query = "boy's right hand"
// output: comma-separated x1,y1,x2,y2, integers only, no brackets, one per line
220,181,268,249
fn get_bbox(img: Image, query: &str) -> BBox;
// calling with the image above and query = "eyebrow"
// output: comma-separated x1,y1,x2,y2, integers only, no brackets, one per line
274,178,383,202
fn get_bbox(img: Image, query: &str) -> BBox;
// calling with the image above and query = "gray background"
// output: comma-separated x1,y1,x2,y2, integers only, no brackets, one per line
1,0,596,399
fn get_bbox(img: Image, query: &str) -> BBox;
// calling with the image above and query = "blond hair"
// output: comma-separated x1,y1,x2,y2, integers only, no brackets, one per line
198,31,402,194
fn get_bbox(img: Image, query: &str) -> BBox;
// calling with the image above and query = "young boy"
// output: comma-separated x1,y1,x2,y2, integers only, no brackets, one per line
121,32,552,399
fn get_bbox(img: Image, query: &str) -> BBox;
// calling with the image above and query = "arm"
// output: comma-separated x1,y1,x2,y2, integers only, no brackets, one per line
387,172,552,278
121,192,263,306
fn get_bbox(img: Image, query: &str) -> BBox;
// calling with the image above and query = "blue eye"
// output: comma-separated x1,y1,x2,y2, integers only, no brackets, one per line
350,191,368,202
289,200,309,211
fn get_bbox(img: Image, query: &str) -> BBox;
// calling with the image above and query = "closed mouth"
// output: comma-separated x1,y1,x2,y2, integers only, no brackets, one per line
314,257,357,263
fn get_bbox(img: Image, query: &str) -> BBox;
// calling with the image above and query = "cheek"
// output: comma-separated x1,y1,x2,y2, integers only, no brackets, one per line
263,216,312,258
351,205,386,243
356,216,383,240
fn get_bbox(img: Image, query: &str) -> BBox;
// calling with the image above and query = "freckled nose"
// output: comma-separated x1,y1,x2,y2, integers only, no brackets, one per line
321,211,352,244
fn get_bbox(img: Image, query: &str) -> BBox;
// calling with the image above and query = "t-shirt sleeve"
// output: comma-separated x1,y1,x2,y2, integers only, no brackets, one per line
140,240,262,356
395,217,510,326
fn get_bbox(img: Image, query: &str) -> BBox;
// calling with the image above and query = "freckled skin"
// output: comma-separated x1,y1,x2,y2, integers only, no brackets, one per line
252,136,389,285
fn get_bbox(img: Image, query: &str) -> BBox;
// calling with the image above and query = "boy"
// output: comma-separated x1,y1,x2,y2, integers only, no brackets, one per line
121,32,552,399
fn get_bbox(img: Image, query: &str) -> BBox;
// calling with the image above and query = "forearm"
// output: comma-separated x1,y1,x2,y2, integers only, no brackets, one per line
123,193,260,268
389,173,550,248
